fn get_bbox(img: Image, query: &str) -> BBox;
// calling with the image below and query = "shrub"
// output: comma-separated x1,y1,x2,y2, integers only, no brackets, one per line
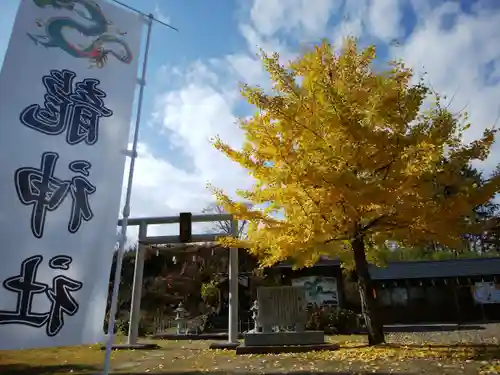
306,305,361,334
103,316,152,337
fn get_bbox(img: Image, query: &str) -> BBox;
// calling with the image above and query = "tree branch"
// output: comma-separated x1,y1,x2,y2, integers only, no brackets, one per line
324,235,350,244
360,215,387,232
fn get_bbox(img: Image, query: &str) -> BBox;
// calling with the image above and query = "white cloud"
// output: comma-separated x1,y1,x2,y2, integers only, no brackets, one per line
127,143,205,214
392,1,500,172
249,0,340,39
225,53,268,88
120,0,340,243
330,0,370,45
367,0,404,42
119,142,207,241
122,0,500,245
120,63,253,242
157,84,245,175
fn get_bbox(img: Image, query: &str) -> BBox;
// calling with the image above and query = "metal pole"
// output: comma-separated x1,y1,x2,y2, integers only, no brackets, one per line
102,14,153,375
228,218,239,343
127,221,147,344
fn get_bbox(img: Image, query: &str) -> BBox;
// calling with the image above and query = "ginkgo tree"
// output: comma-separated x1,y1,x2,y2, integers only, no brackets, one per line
210,38,500,345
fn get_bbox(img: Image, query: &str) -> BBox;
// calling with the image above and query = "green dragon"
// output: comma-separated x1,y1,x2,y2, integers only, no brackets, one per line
27,0,133,68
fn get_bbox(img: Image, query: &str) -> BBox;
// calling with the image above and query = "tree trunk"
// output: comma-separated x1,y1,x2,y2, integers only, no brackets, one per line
352,235,385,345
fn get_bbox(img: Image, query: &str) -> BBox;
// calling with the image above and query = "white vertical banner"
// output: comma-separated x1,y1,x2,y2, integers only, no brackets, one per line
0,0,143,350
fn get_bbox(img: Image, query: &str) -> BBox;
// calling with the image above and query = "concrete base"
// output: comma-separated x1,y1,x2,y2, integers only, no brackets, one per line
209,341,240,350
99,343,160,351
244,330,324,347
152,332,244,341
236,343,339,355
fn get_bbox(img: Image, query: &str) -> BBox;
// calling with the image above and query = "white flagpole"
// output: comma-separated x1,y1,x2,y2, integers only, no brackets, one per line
102,13,154,375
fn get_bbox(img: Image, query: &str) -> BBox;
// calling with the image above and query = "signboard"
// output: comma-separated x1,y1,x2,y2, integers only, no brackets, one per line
291,276,339,306
0,0,142,350
472,282,500,304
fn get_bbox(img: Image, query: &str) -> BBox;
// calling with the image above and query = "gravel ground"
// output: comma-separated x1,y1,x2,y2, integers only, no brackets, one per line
386,323,500,345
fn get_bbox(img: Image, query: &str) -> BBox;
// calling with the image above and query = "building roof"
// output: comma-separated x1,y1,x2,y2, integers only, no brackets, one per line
272,257,500,279
271,258,341,268
369,257,500,280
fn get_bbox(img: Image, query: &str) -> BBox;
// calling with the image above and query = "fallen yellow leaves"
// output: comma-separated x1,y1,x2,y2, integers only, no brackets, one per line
479,362,500,375
220,344,475,363
2,336,499,375
329,344,473,362
178,340,499,374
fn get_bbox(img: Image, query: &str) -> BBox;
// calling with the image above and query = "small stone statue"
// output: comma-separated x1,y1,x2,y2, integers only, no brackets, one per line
250,300,261,333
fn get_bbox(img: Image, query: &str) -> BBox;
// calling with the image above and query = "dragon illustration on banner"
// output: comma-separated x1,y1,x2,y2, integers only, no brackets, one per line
27,0,133,68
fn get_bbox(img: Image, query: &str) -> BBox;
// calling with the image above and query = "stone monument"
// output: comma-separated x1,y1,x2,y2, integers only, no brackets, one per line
242,286,328,349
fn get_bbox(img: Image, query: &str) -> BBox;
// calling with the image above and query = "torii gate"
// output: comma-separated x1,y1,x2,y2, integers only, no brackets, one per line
116,213,240,348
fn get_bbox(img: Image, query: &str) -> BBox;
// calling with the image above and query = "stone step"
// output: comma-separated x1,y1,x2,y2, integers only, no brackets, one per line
244,330,325,347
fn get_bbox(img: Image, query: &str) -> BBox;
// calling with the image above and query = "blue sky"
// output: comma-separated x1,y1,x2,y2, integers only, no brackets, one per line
1,0,500,237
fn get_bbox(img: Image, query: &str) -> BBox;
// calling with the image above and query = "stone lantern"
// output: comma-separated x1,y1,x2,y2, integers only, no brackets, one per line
174,302,188,335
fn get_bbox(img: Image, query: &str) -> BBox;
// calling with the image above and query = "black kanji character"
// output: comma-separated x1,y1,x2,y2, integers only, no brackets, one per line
70,78,112,117
45,255,83,337
15,153,96,238
18,69,113,146
20,69,76,136
14,152,71,239
67,77,112,146
0,255,49,327
48,255,72,270
0,255,83,337
68,160,96,233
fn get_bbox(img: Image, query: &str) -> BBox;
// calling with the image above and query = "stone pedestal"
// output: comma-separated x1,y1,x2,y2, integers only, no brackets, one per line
244,330,325,346
100,343,160,351
234,286,339,354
